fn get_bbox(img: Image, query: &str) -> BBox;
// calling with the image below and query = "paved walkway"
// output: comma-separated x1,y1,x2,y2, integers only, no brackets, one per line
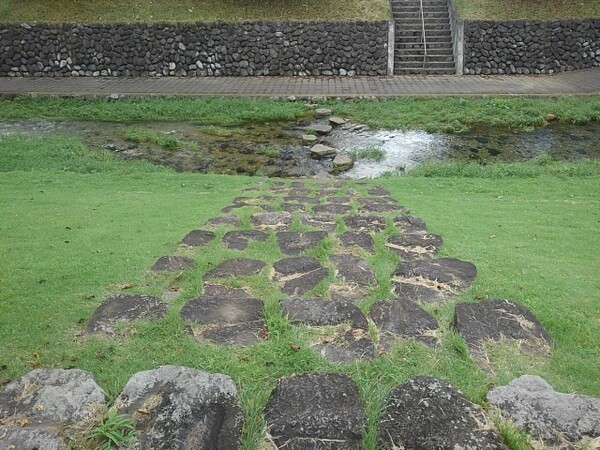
0,68,598,97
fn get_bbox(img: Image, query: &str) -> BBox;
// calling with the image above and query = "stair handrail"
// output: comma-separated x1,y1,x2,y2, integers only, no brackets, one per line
419,0,428,69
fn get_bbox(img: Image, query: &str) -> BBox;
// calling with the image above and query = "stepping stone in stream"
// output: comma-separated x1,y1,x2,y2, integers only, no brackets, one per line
312,328,376,363
310,143,336,159
281,297,368,328
339,231,374,253
391,257,477,304
115,366,243,449
251,211,292,230
151,256,196,271
299,213,338,232
180,230,216,247
86,294,168,336
331,153,354,172
276,231,328,256
453,299,552,369
358,197,408,214
330,253,377,287
222,230,268,251
313,203,352,215
314,108,332,118
181,295,266,346
271,256,329,295
302,134,318,143
204,258,266,279
393,215,427,233
329,116,346,126
377,376,504,450
386,232,443,259
370,298,440,350
309,124,333,135
206,214,241,227
344,214,387,233
265,372,366,450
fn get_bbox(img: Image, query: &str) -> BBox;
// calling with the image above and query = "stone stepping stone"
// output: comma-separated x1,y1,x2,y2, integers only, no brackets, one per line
330,254,377,287
343,214,387,233
377,376,504,450
313,203,353,215
204,258,266,279
281,202,307,213
115,366,243,449
276,231,328,255
487,375,600,445
180,229,216,247
370,298,440,349
86,294,168,336
332,153,354,172
271,256,329,295
311,143,337,159
329,116,346,126
302,134,318,143
283,195,320,204
391,257,477,304
299,213,338,232
318,186,340,196
222,230,268,250
339,231,374,253
0,368,105,449
393,215,427,233
203,283,251,298
329,284,370,303
181,295,266,346
288,188,311,197
327,196,351,204
309,124,333,135
206,214,241,227
368,186,390,196
151,256,196,271
313,329,376,363
386,232,443,259
314,108,332,118
281,297,368,328
453,299,552,366
251,211,292,230
265,372,366,449
358,197,408,213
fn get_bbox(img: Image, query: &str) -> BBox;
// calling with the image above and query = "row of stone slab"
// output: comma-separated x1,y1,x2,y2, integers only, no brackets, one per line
2,367,599,449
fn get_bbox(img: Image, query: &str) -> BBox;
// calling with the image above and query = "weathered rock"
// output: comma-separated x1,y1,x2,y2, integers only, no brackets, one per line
115,366,243,449
487,375,600,444
251,211,292,230
299,213,338,232
312,329,376,363
331,153,354,172
393,215,427,233
265,372,366,449
281,202,307,213
0,428,63,450
281,297,368,328
370,298,440,349
358,197,407,213
329,116,346,126
377,376,505,450
326,196,350,204
310,124,333,135
368,186,390,196
310,143,336,159
271,256,329,295
180,229,216,247
328,284,370,303
222,230,268,250
330,254,377,287
284,195,320,205
314,108,332,118
313,203,352,215
202,284,251,298
151,256,196,271
276,231,328,255
386,232,443,259
339,231,374,253
206,214,241,227
86,294,168,336
204,258,266,279
302,134,318,143
344,214,387,233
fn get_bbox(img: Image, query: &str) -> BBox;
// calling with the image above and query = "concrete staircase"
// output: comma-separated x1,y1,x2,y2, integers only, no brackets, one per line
391,0,455,75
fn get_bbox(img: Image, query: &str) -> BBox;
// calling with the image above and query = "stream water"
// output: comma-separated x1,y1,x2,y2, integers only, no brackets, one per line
0,118,597,178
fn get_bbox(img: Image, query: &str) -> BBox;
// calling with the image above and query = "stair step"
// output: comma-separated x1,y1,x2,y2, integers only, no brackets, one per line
395,55,454,63
395,69,455,75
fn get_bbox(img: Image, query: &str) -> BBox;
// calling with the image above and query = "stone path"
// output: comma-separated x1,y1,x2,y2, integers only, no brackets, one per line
0,68,598,98
2,175,597,449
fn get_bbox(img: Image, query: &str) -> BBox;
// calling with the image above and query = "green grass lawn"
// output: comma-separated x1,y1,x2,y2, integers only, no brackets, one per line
456,0,600,20
1,133,599,449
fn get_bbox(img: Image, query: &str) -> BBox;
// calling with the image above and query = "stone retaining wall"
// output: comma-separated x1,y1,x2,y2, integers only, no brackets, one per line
463,19,600,74
0,21,389,77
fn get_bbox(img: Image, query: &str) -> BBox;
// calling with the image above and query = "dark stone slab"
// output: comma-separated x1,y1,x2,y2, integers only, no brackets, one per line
393,215,427,233
391,258,477,303
206,214,241,227
265,372,366,450
203,284,251,299
205,258,266,279
281,297,368,328
222,230,268,250
115,366,243,449
281,202,307,213
358,197,408,213
288,188,311,197
86,294,168,336
313,203,352,215
386,232,443,259
271,256,329,295
312,329,376,363
283,195,320,204
299,213,338,232
368,186,390,196
276,231,328,256
251,211,292,230
326,196,351,204
151,256,196,271
193,322,267,347
329,284,369,303
330,254,377,287
453,299,552,364
181,230,216,247
377,376,504,450
370,298,440,349
339,231,374,253
488,375,600,444
343,214,387,233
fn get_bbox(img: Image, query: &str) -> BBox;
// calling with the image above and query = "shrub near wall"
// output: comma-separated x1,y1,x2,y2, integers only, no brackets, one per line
0,21,389,77
463,19,600,74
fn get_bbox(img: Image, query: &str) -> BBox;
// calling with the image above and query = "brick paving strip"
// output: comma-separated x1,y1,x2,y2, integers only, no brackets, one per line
0,68,598,98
